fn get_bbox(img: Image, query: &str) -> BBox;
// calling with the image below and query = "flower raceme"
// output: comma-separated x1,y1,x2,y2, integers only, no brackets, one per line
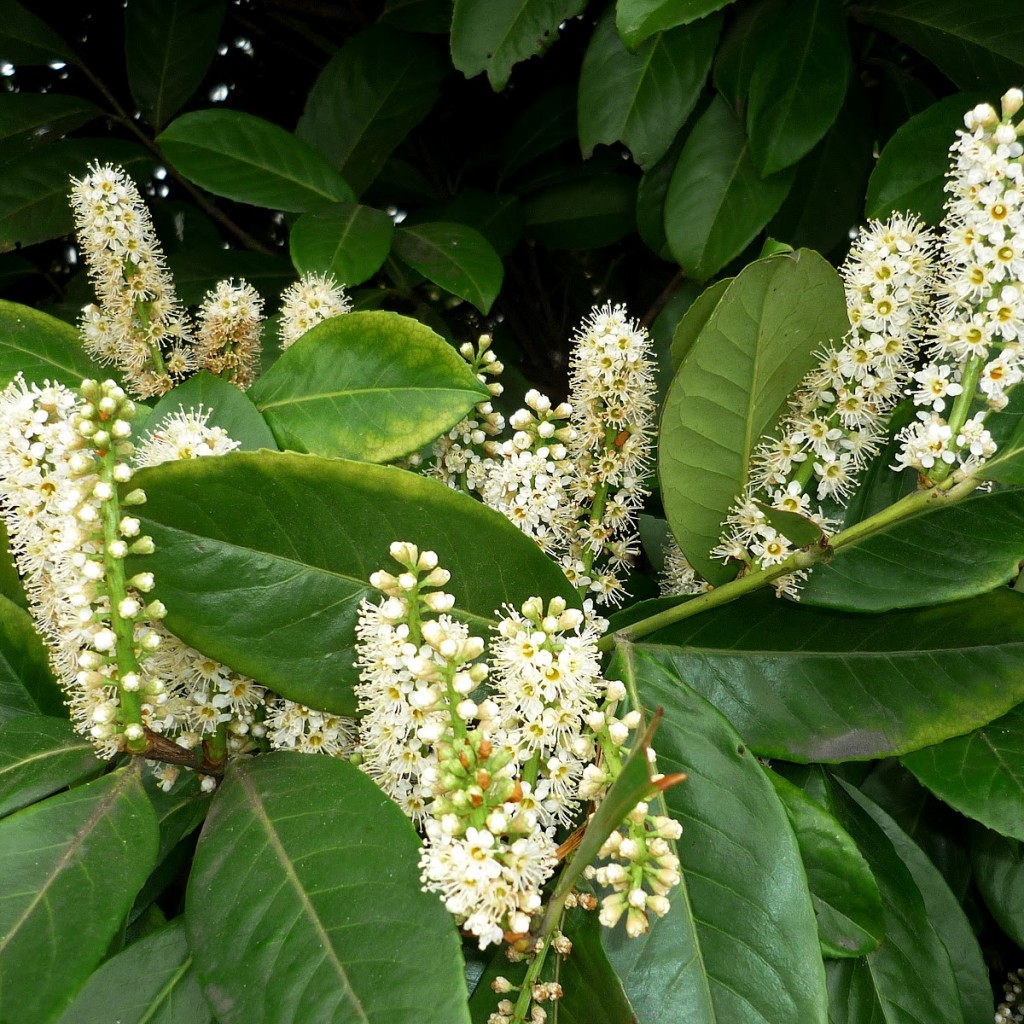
351,540,683,1020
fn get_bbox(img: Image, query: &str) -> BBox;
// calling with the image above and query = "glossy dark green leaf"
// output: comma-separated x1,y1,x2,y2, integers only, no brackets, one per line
0,593,64,721
420,191,523,257
158,110,354,212
659,249,847,583
54,919,209,1024
865,92,985,225
578,9,720,170
557,909,637,1024
498,85,576,184
295,25,446,195
523,173,637,249
147,371,278,452
0,93,102,159
800,487,1024,611
0,765,159,1024
616,0,737,49
822,777,967,1024
250,310,487,461
608,648,828,1023
125,0,226,129
746,0,850,175
392,222,503,313
769,80,874,255
0,138,150,248
754,501,825,548
902,702,1024,841
625,589,1024,762
664,96,796,279
712,0,787,108
187,752,470,1024
848,784,990,1024
971,826,1024,949
851,0,1024,91
450,0,586,90
166,249,295,306
134,451,578,714
0,0,77,65
0,298,106,389
0,717,100,818
635,130,686,257
766,769,883,958
290,202,394,286
381,0,453,33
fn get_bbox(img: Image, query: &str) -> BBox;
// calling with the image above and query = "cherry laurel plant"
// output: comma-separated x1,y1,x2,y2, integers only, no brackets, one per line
3,92,1024,1024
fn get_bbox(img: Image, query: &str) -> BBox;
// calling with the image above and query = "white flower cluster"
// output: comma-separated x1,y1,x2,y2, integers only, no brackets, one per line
71,164,197,398
429,334,506,489
195,280,264,390
659,536,709,597
352,542,682,953
586,798,682,939
896,89,1024,478
446,305,656,607
71,164,270,399
278,271,352,349
711,214,937,595
134,406,240,466
0,377,162,756
996,968,1024,1024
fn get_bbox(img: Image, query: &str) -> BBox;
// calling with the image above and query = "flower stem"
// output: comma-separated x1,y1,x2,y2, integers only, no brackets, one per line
605,471,982,647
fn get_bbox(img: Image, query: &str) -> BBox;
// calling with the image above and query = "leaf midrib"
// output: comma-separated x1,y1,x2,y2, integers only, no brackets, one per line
239,768,370,1023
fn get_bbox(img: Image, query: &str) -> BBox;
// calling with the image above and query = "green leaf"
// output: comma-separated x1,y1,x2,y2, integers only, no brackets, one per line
147,371,279,452
381,0,453,34
746,0,850,175
0,765,159,1024
523,173,638,249
669,276,730,371
971,826,1024,949
0,0,77,65
578,9,721,170
55,919,209,1024
713,0,787,108
166,249,295,306
847,783,991,1024
819,776,967,1024
0,93,102,159
158,110,354,212
624,589,1024,761
0,138,151,248
125,0,226,130
249,310,487,461
799,487,1024,611
865,92,986,225
753,500,825,548
851,0,1024,92
902,702,1024,841
187,752,470,1024
616,0,738,49
768,81,874,255
658,249,847,583
0,593,64,721
557,909,637,1024
450,0,587,90
290,203,394,286
420,191,524,257
608,648,828,1024
664,96,796,280
0,717,101,818
0,298,106,389
391,222,503,313
498,84,577,184
766,769,883,958
134,451,579,714
296,25,447,196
